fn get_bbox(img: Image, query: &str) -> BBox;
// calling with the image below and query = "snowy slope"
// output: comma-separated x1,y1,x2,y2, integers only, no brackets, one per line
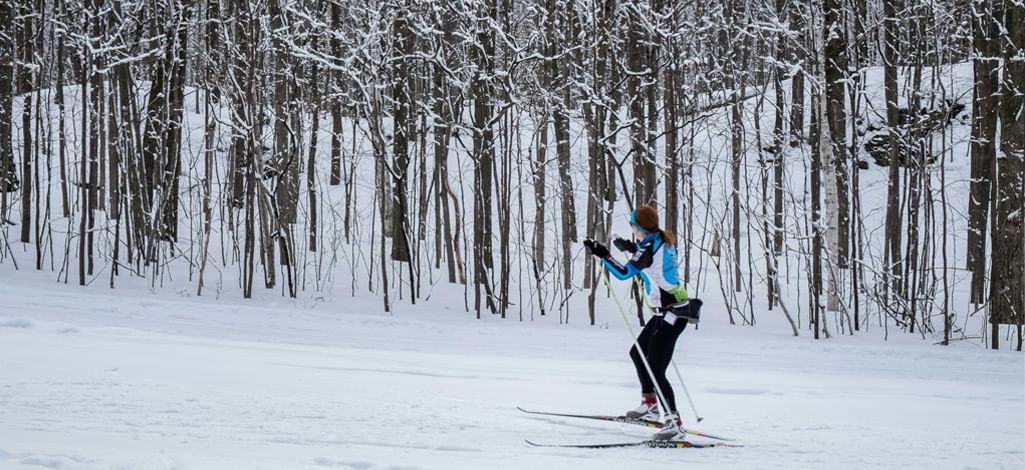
1,270,1022,470
1,61,1023,469
0,63,1002,337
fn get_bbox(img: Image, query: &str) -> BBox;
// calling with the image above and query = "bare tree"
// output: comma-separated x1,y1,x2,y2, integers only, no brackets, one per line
627,0,655,205
390,0,413,263
967,0,999,305
989,0,1024,349
882,0,903,302
823,0,849,269
0,1,16,196
471,0,497,317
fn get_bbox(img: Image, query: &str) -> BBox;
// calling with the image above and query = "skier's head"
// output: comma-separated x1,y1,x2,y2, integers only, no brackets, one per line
630,205,675,245
630,205,659,235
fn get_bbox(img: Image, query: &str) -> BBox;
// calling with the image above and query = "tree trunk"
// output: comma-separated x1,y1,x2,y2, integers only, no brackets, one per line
533,118,548,302
328,1,343,186
788,0,805,147
162,2,191,242
433,60,456,283
665,65,679,240
883,0,903,301
269,0,298,268
79,53,90,284
824,0,849,269
810,92,823,339
472,0,496,316
990,0,1024,338
391,2,412,262
307,64,320,252
968,0,999,305
18,24,31,242
236,0,256,297
545,0,575,291
772,0,785,257
0,0,15,194
56,13,70,218
628,0,654,205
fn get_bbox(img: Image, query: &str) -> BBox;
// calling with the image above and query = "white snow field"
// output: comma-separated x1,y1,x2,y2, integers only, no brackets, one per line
0,269,1022,470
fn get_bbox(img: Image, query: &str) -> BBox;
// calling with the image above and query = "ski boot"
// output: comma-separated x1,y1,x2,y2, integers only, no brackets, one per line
652,412,685,441
624,394,659,421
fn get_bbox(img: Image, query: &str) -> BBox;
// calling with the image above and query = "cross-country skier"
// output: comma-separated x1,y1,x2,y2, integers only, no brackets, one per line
583,204,702,441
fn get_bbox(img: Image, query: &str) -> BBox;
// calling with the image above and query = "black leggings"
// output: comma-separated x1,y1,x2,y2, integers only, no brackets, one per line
629,315,688,413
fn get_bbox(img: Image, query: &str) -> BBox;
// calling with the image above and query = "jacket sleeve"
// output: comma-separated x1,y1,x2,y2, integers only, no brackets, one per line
602,242,654,280
602,256,639,280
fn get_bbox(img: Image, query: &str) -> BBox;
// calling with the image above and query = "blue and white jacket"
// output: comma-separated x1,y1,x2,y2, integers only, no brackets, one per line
601,231,684,311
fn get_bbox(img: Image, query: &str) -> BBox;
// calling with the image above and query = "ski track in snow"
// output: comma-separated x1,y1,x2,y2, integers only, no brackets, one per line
0,272,1022,470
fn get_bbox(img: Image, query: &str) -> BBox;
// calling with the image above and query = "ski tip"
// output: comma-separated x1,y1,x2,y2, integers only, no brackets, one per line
682,428,735,441
687,433,735,442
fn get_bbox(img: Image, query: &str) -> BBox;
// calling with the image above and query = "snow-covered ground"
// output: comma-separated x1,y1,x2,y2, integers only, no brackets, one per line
1,61,1022,469
1,269,1021,470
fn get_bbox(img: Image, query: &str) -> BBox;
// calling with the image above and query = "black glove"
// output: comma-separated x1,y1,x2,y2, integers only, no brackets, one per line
583,239,610,258
613,237,637,253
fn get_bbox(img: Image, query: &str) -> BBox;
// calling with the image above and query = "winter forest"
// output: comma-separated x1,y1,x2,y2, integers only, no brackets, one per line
2,0,1022,346
0,0,1024,466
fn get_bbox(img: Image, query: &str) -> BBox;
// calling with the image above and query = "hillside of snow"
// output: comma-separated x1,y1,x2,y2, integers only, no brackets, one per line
1,61,1023,469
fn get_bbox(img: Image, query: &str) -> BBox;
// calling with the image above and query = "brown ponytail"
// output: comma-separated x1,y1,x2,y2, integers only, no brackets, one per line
660,229,676,246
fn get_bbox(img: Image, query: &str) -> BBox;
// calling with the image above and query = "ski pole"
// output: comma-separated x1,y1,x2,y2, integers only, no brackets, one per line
669,353,703,422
